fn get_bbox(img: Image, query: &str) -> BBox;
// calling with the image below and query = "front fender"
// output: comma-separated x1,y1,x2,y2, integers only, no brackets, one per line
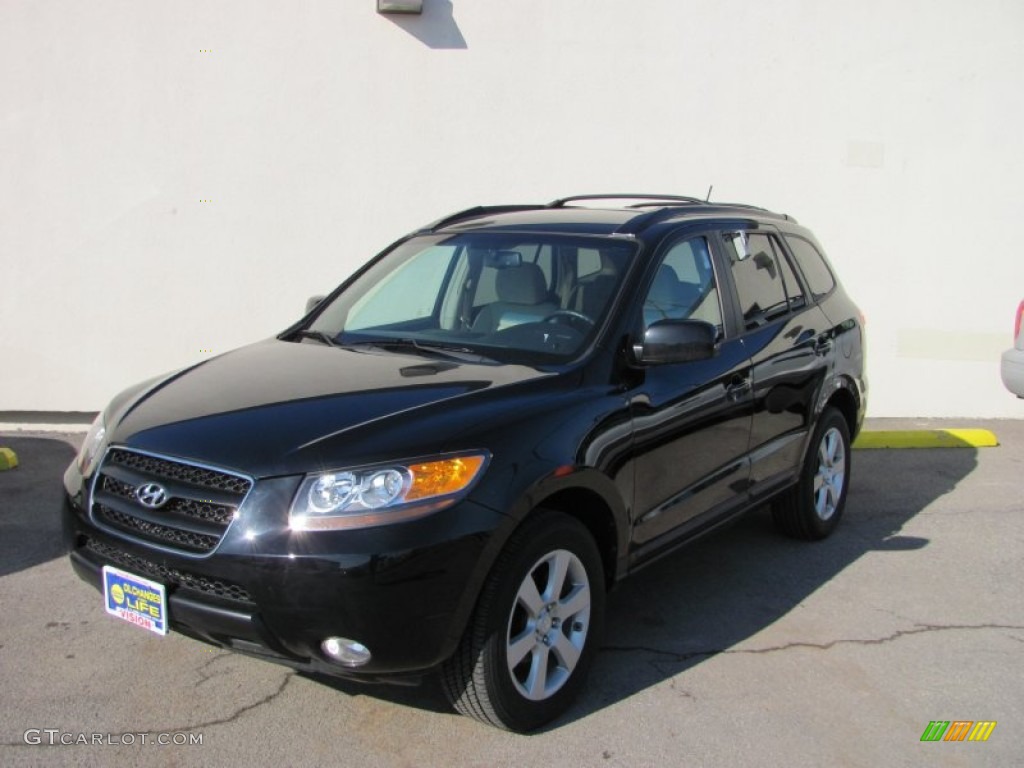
440,461,631,662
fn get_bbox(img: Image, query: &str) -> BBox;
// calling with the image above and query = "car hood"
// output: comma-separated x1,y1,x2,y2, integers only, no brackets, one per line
108,339,552,477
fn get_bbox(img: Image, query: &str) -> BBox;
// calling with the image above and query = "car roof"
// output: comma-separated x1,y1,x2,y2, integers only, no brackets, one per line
420,194,794,239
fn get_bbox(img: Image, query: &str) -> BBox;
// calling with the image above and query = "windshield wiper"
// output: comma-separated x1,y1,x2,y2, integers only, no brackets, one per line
345,338,496,364
293,329,340,347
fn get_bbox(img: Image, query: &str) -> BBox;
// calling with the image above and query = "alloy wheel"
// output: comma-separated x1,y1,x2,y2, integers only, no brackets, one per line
505,549,591,701
813,426,846,521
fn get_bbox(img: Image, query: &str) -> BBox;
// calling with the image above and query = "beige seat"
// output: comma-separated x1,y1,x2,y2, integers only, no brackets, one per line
471,263,559,333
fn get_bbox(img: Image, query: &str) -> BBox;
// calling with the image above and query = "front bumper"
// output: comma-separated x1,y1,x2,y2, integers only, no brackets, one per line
1001,347,1024,398
62,472,506,681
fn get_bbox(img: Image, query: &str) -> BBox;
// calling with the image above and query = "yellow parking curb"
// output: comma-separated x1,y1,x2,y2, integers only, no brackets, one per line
853,429,999,450
0,446,19,470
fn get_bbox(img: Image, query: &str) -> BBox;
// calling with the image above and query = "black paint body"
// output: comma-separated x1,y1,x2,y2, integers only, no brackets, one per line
63,201,866,681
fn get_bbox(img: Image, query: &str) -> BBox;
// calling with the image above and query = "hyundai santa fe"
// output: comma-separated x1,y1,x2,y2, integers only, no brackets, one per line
63,193,867,731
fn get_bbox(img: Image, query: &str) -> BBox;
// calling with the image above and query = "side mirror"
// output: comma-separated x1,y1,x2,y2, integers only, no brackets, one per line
635,320,718,365
305,295,326,314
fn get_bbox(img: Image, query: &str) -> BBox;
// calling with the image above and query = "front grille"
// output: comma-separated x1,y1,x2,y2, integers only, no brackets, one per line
96,503,222,552
102,476,236,526
107,449,251,494
89,447,251,556
83,537,253,604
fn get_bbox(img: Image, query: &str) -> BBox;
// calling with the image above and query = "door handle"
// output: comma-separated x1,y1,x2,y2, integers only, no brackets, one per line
726,375,752,401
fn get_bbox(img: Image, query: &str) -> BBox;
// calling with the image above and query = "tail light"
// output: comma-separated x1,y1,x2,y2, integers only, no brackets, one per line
1015,301,1024,342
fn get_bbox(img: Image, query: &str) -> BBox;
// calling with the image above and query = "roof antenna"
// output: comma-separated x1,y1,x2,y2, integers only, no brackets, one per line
705,185,713,202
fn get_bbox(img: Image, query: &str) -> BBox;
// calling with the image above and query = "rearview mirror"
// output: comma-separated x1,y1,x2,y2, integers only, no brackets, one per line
305,295,326,314
635,320,717,365
483,250,523,269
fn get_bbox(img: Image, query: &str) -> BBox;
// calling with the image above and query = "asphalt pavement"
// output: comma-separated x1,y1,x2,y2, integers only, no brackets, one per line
0,419,1021,767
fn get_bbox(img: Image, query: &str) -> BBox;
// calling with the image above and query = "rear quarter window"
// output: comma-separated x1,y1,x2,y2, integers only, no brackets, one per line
785,235,836,301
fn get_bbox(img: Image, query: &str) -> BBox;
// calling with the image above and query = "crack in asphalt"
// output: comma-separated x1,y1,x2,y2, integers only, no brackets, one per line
0,672,296,748
600,622,1024,663
148,670,296,733
194,650,234,688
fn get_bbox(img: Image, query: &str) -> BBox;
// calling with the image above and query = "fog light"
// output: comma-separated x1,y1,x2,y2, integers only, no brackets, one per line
321,637,372,667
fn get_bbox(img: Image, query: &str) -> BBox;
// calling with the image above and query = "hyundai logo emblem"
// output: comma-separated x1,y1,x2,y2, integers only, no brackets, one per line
135,482,169,509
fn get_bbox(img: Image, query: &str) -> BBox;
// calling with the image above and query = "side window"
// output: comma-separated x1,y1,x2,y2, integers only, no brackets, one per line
722,232,792,330
533,244,554,289
577,248,602,279
474,263,499,306
642,236,722,332
785,235,836,301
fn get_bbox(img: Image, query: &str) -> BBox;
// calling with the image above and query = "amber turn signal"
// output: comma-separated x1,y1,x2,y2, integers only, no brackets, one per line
406,455,486,501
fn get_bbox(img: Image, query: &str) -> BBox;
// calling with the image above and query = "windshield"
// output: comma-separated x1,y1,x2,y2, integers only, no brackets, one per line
307,232,636,364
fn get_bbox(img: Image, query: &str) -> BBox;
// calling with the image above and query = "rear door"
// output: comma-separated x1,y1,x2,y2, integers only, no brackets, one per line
717,228,833,499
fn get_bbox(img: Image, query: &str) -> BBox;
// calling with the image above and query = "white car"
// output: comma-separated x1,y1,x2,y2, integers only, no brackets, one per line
1001,301,1024,397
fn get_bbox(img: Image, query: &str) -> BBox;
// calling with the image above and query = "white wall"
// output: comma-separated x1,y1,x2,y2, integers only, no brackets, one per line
2,0,1022,416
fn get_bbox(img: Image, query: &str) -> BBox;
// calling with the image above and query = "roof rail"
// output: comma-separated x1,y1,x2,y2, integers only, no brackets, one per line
613,202,786,236
626,200,774,214
417,198,794,237
419,204,545,233
547,193,707,208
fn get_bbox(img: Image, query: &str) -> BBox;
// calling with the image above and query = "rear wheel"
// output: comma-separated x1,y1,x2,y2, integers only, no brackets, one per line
772,407,851,540
441,511,605,731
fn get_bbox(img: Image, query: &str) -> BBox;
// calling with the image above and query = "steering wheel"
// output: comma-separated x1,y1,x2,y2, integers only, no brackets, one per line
541,310,595,331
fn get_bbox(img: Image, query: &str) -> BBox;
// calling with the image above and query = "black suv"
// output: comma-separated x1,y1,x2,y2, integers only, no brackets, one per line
63,194,866,731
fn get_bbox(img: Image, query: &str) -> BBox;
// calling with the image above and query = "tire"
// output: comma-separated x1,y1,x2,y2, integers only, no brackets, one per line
441,511,605,732
772,407,851,540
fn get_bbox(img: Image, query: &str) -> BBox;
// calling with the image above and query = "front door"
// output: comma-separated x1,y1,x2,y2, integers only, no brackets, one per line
628,235,754,559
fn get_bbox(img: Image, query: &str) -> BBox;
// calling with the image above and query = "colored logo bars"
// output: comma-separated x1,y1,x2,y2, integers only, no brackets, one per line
920,721,997,742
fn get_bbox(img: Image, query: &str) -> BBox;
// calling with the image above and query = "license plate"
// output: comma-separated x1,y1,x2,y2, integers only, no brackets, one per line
102,565,168,636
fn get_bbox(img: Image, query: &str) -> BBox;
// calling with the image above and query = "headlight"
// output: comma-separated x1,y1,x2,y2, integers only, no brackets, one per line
289,453,488,531
76,414,108,476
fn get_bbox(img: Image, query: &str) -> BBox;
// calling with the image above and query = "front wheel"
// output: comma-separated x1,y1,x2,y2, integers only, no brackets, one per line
772,407,851,540
441,512,605,731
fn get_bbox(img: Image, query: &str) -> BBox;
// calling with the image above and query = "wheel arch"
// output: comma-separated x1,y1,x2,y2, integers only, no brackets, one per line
441,468,627,666
529,486,620,590
824,381,862,441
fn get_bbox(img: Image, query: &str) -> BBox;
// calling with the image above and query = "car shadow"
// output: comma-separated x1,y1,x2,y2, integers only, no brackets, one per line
559,445,978,729
303,446,980,727
0,435,79,578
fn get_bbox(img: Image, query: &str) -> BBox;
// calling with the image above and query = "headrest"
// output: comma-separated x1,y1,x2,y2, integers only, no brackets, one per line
496,263,547,304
